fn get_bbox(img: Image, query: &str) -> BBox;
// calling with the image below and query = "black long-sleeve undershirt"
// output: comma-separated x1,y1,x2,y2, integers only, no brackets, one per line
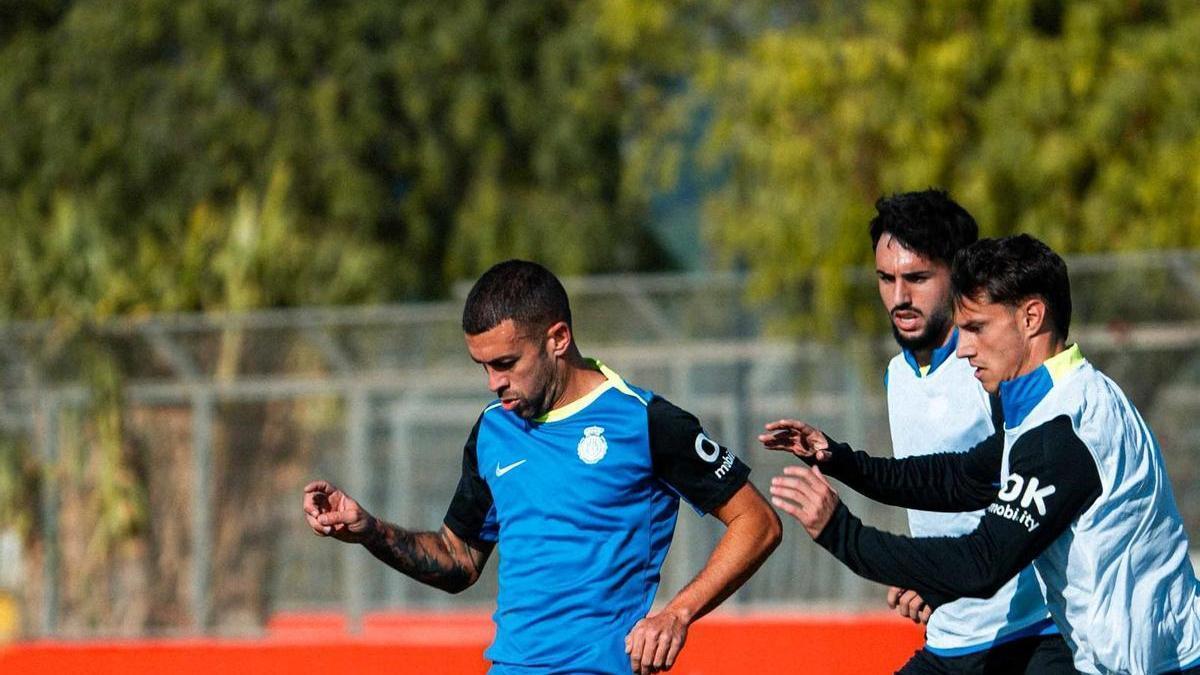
814,415,1102,609
818,431,1004,512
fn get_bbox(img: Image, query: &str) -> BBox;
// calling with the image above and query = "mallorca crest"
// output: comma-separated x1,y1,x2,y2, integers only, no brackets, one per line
577,426,608,464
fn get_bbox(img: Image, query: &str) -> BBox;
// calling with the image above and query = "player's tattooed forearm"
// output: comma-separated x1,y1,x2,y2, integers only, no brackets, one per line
362,518,474,591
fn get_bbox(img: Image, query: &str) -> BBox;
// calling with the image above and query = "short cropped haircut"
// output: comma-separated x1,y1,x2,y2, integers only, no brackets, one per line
951,234,1072,340
462,260,572,336
869,189,979,265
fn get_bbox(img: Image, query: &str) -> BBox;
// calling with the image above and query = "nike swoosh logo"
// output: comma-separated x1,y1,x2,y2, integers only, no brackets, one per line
495,459,527,477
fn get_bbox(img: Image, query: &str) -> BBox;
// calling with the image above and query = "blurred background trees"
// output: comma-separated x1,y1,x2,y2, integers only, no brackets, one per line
0,0,719,324
4,0,1198,323
693,0,1200,331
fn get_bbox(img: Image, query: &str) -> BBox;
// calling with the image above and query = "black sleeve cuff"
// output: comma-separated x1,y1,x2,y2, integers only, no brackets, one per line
813,500,852,550
821,436,857,475
442,514,473,544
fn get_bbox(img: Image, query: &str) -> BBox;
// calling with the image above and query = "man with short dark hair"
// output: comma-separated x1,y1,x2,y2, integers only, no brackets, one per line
868,192,1073,673
305,260,782,674
764,235,1200,674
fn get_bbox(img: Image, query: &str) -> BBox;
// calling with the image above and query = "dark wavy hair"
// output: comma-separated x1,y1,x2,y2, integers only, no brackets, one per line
462,260,572,336
869,189,978,265
951,234,1072,340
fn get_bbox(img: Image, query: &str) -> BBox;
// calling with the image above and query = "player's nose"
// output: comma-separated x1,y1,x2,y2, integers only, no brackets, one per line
956,336,974,359
486,369,508,394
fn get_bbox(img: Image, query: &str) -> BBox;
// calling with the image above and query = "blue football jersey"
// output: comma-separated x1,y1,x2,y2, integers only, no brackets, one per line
443,361,750,673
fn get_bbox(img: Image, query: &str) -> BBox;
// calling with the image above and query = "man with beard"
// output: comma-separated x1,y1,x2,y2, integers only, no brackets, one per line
303,260,781,674
765,235,1200,674
864,191,1073,673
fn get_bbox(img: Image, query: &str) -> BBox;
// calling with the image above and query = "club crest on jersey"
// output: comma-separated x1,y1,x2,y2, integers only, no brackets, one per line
577,426,608,464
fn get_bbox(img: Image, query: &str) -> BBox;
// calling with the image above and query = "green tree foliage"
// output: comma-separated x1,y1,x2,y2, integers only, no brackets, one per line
695,0,1200,333
0,0,713,322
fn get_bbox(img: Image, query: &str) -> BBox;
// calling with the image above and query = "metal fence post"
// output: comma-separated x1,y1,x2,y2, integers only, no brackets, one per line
191,390,214,632
343,389,369,632
387,396,416,607
36,392,60,637
838,338,869,604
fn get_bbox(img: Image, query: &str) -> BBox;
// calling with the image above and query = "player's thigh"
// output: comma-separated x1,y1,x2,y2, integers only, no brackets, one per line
978,635,1077,674
898,637,1077,675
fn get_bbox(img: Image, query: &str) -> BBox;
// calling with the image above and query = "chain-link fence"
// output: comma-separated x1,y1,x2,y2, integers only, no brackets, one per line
2,252,1199,638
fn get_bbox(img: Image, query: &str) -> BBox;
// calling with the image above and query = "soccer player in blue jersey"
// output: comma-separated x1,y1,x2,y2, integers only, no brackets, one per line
304,260,782,674
765,235,1200,674
866,191,1074,674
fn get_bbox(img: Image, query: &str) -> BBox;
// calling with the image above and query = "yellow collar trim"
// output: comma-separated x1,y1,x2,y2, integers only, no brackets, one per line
1045,343,1085,383
534,359,635,423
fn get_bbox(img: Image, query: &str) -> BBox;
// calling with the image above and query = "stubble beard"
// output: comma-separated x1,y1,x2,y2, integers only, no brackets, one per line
891,303,954,354
516,347,563,421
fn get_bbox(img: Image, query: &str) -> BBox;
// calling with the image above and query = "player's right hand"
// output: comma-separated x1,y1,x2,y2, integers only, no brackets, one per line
303,480,374,544
887,586,932,625
758,419,832,462
769,464,840,538
625,608,688,674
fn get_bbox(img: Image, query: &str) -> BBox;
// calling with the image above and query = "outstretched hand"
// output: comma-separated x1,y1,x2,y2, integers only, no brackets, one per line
303,480,375,544
758,419,832,462
769,465,840,539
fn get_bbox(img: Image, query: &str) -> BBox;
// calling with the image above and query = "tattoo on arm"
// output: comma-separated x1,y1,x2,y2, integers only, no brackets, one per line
362,519,490,593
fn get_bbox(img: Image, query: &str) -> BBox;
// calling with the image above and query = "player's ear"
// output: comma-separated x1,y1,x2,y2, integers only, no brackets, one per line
545,320,572,358
1018,297,1047,337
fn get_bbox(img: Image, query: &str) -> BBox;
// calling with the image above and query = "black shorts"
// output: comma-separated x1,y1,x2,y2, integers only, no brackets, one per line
896,634,1077,675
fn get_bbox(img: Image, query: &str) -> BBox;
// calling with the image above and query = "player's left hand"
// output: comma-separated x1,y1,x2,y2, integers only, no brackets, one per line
769,464,840,539
625,608,688,674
